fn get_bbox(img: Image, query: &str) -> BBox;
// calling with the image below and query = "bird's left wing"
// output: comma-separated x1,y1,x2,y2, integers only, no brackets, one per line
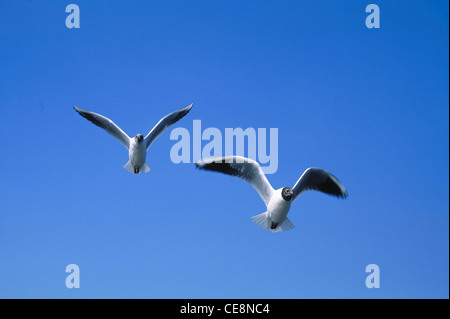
292,168,347,201
73,106,130,149
145,103,193,150
196,156,275,206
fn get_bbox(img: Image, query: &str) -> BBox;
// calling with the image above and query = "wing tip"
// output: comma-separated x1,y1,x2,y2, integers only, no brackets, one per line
194,160,204,169
182,103,194,113
334,178,348,199
338,191,348,199
73,105,88,115
331,183,348,199
195,157,220,169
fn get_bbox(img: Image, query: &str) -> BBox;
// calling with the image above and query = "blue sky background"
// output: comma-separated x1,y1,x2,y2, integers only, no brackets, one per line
0,1,448,298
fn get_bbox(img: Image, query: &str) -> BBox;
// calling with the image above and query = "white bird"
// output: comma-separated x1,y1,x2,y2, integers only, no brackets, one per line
74,103,193,174
196,156,347,232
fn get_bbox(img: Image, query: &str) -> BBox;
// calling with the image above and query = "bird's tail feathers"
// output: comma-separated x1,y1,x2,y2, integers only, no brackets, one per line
273,218,295,232
251,212,295,233
124,161,134,173
141,162,151,173
251,212,271,231
123,161,151,174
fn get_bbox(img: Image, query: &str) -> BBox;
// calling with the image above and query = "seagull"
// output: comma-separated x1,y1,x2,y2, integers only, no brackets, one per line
74,103,193,174
196,156,347,232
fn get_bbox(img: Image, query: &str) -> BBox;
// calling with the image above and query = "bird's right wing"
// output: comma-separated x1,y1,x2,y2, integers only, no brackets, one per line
145,103,193,150
196,156,274,206
292,168,347,201
74,106,130,149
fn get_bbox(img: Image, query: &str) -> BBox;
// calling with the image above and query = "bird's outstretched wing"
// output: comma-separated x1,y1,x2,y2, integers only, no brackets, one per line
292,168,347,201
74,106,130,149
196,156,275,206
145,103,193,150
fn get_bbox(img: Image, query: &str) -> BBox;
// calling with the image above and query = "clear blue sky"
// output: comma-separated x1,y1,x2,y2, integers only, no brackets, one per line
0,0,448,298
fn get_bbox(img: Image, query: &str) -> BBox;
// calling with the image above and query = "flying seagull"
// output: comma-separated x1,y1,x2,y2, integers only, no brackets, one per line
74,103,193,174
196,156,347,232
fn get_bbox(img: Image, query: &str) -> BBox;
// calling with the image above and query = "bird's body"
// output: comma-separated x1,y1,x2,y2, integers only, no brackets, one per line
196,156,347,232
126,134,148,174
74,103,193,174
267,188,292,228
251,187,296,232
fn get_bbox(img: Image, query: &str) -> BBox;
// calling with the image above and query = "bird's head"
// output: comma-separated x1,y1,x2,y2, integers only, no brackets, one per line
135,134,144,142
281,187,294,202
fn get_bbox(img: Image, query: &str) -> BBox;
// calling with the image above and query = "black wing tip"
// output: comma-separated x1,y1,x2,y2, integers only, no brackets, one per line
179,103,194,113
304,172,348,199
195,159,216,169
73,106,89,117
332,185,348,199
194,158,244,177
194,161,204,169
336,191,348,199
73,106,87,118
168,103,194,124
332,179,348,199
182,103,194,115
195,158,221,169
